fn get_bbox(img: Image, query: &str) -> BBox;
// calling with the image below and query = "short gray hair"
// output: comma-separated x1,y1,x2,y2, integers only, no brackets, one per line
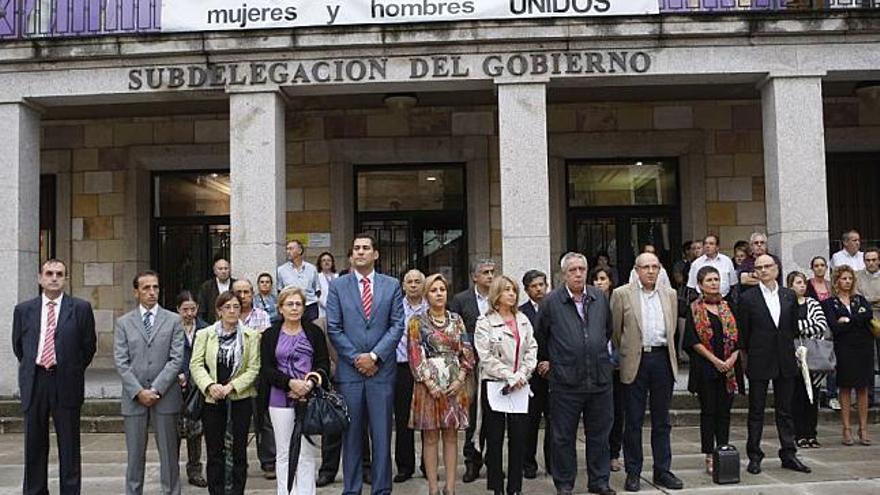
749,232,767,244
634,252,660,268
559,252,588,271
842,229,860,242
471,258,496,275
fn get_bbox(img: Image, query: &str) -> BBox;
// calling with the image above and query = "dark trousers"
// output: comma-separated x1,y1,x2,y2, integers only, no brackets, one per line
792,374,820,441
463,374,485,466
203,399,252,495
550,386,613,492
482,381,528,493
609,370,625,460
184,433,204,479
623,350,674,476
320,424,371,479
697,375,734,454
253,391,275,469
746,376,797,463
523,375,552,475
23,368,82,495
394,363,416,475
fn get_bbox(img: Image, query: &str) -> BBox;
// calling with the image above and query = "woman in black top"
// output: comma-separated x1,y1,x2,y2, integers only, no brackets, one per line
786,271,829,448
823,265,874,446
683,266,740,475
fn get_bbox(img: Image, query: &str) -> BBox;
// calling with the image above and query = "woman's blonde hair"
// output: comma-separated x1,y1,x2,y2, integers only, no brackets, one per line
277,286,307,319
488,275,520,314
831,264,858,295
424,273,449,299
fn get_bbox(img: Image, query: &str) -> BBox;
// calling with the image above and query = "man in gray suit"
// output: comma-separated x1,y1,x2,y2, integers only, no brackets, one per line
114,270,185,495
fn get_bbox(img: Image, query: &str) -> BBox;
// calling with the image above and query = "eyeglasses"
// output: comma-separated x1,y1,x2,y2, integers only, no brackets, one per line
282,301,305,309
221,304,241,310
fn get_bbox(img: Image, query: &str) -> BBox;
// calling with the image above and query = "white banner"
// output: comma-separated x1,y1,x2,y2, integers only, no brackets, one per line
161,0,659,33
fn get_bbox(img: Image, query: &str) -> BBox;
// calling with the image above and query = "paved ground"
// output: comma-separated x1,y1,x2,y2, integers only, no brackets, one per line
0,424,878,494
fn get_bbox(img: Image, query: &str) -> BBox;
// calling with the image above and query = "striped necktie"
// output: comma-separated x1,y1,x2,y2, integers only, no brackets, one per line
39,301,57,368
361,278,373,319
143,311,153,339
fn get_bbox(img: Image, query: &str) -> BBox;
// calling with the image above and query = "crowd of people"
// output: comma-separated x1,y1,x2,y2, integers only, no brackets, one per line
12,229,880,495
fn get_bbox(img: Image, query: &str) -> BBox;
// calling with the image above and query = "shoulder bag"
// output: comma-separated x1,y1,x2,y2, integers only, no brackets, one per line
798,337,836,373
301,384,350,437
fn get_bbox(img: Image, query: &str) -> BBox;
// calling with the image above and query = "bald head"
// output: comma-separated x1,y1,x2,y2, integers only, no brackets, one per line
634,252,662,290
403,269,426,301
754,254,778,285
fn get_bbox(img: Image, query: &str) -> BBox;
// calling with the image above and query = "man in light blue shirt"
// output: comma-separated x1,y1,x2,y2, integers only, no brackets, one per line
276,239,320,322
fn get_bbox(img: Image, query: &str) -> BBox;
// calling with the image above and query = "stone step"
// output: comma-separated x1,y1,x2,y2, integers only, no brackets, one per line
2,408,877,434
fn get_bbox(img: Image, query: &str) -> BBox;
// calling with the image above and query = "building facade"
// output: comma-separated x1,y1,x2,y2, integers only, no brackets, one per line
1,1,880,394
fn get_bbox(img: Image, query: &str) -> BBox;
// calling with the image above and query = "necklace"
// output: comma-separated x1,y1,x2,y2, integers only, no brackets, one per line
429,311,447,327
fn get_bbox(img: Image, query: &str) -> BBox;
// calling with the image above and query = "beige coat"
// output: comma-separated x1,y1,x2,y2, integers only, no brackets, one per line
474,311,538,386
610,282,678,385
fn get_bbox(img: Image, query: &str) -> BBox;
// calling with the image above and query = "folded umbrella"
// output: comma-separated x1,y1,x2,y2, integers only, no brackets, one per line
795,345,813,404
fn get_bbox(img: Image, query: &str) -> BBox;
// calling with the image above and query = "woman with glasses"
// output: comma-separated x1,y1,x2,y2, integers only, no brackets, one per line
261,286,330,495
190,291,261,494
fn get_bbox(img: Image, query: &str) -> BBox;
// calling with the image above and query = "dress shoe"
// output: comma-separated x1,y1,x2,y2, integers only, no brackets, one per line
781,457,811,473
187,475,208,487
746,460,761,475
462,462,481,483
262,468,276,480
589,485,617,495
523,467,537,479
316,474,334,487
652,471,683,490
624,474,640,492
363,469,372,484
393,472,413,483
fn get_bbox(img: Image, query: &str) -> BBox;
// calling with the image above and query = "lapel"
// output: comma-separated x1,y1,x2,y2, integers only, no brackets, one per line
27,298,42,347
629,283,645,332
348,274,368,323
149,308,166,344
131,308,150,343
754,287,779,329
660,289,676,338
55,295,74,336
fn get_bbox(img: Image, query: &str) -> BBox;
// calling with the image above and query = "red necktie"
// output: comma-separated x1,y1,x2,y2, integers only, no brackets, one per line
40,301,57,368
361,278,373,319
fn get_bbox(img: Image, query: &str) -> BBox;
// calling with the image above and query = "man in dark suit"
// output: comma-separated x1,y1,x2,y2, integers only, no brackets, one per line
519,269,551,479
537,253,615,495
13,259,96,495
449,258,496,483
326,234,404,495
737,254,810,475
197,257,235,324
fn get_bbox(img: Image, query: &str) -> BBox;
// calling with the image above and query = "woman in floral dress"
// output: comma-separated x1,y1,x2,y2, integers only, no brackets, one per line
408,273,476,495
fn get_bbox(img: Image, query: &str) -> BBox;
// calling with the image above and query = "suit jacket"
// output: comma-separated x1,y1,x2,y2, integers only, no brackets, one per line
326,272,404,384
12,295,97,412
736,284,799,381
536,285,614,393
197,277,236,324
190,322,261,403
260,319,331,400
180,318,209,379
610,282,679,385
114,306,185,416
450,288,482,336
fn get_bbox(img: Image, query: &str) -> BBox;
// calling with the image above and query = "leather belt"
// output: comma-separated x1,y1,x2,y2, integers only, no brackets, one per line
642,345,667,353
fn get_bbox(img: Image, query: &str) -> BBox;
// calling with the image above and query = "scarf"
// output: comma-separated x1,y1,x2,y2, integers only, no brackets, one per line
215,322,244,378
690,294,738,394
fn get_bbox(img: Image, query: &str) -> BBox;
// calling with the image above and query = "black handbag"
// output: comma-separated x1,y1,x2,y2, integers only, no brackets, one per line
798,337,836,372
712,444,740,485
301,385,350,437
183,384,205,420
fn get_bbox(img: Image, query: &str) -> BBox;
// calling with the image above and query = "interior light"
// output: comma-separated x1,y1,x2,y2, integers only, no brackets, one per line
426,176,438,182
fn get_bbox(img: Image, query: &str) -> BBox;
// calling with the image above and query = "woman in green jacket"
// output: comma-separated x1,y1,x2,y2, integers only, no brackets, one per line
190,291,261,495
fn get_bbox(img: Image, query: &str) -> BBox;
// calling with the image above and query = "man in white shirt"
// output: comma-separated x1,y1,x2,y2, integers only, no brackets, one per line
276,239,321,322
830,229,865,272
686,234,738,298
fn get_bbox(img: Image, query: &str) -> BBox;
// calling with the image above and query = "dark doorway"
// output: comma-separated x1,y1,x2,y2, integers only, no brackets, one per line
40,174,56,264
151,172,230,309
827,152,880,252
567,158,681,284
355,164,468,291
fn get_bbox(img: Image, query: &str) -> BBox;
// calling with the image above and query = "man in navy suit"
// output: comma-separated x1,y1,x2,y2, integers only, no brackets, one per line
326,234,404,495
13,259,96,495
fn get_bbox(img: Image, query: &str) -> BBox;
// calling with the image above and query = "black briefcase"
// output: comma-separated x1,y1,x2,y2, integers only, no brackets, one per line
712,444,740,485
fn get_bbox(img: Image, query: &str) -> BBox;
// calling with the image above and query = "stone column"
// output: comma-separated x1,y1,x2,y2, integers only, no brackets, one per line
497,82,551,284
760,75,829,274
0,103,41,396
229,91,286,283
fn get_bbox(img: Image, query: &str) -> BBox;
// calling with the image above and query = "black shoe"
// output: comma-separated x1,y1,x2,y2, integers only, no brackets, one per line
746,460,761,475
393,472,413,483
187,475,208,488
652,471,683,490
781,457,811,473
493,491,504,495
316,474,335,487
462,462,482,483
624,474,640,492
523,467,537,479
363,470,372,485
589,485,617,495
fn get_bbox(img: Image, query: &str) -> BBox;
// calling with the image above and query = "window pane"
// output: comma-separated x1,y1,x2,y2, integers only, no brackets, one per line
358,168,464,212
568,160,677,207
154,173,230,217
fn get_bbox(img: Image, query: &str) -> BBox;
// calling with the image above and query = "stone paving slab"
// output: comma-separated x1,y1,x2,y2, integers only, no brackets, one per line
0,424,878,494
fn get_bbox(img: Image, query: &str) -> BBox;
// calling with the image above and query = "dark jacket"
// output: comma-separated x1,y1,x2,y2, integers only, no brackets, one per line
260,319,332,402
197,277,236,324
736,284,799,380
520,300,548,388
536,285,613,393
180,317,209,379
449,288,482,338
12,295,97,412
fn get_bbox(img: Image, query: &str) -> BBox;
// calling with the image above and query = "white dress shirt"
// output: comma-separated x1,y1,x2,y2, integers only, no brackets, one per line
354,270,376,299
475,287,490,317
759,282,781,327
686,252,738,296
638,282,667,346
139,304,158,327
830,249,865,272
36,293,64,365
216,278,230,294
